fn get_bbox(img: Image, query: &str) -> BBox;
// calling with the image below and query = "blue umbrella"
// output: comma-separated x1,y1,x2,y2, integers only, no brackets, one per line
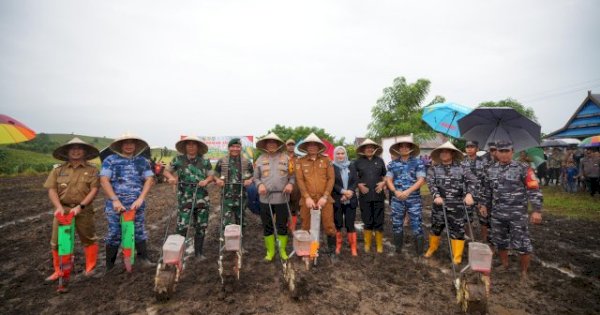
422,102,473,138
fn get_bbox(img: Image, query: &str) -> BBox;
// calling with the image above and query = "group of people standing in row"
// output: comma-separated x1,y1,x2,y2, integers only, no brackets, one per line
43,131,546,292
533,146,600,196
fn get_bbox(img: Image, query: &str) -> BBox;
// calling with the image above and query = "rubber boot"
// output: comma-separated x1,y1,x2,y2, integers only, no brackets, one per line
451,239,465,265
335,231,343,255
424,234,440,258
415,235,424,257
289,215,297,233
375,231,384,254
105,245,119,274
348,232,358,256
84,243,99,276
264,235,275,262
364,230,373,253
136,241,156,268
393,232,404,253
45,250,62,282
277,235,289,260
194,234,207,261
327,235,338,263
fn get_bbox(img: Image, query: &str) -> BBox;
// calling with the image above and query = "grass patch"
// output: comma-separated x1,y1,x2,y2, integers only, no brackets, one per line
539,186,600,221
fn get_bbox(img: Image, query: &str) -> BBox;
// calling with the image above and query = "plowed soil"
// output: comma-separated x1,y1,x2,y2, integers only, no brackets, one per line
1,175,599,314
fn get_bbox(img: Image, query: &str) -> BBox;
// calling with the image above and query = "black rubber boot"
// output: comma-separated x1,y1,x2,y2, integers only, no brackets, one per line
135,241,156,268
415,235,425,257
393,232,404,253
105,245,119,274
194,233,207,261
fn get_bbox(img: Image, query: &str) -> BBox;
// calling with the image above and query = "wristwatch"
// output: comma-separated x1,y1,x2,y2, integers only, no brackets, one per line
110,196,118,201
79,204,86,209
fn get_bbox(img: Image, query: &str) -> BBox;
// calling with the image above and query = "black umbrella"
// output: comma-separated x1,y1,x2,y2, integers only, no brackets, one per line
539,139,569,148
457,107,541,152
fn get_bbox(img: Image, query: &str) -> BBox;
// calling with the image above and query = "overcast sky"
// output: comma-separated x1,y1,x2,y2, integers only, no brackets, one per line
1,0,599,148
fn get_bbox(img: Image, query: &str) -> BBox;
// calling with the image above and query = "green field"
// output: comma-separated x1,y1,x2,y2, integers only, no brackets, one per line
0,148,61,175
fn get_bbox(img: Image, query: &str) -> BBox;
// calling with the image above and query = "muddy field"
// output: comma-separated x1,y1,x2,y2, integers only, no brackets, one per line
0,175,599,315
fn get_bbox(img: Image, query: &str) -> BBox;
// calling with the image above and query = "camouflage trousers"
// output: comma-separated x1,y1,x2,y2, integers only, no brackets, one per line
431,202,466,240
222,194,245,227
176,188,209,237
390,195,423,236
490,211,533,254
104,198,148,247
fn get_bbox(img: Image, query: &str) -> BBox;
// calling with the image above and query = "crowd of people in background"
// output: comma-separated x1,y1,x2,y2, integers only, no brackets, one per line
533,146,600,196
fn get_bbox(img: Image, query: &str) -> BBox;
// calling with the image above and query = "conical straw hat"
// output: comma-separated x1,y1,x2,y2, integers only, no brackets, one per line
175,135,208,155
53,137,100,161
109,132,149,157
356,138,382,156
389,134,420,157
430,141,463,164
297,133,326,154
256,132,285,152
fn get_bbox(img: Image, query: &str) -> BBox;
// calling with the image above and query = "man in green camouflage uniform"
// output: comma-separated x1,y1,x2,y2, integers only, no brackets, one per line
215,138,254,227
163,136,214,260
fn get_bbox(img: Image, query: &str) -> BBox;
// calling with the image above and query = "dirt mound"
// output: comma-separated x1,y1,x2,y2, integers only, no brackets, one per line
0,176,599,314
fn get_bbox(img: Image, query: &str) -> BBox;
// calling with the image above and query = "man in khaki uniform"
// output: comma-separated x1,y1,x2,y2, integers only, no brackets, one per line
44,138,100,290
295,133,337,259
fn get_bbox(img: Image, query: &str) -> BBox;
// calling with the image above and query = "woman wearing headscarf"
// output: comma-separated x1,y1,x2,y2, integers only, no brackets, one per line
332,146,359,257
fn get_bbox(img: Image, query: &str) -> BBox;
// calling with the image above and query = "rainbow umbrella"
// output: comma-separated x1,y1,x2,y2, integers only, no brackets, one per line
0,114,36,144
579,135,600,148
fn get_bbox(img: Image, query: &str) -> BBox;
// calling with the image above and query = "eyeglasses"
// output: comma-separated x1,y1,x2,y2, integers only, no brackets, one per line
498,149,510,153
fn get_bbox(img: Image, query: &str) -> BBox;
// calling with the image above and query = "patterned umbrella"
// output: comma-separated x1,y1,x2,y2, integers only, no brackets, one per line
422,102,473,138
0,114,36,144
579,135,600,148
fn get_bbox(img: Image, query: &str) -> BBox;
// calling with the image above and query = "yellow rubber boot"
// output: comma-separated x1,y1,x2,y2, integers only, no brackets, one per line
424,234,441,258
375,231,384,253
451,239,465,265
364,230,372,253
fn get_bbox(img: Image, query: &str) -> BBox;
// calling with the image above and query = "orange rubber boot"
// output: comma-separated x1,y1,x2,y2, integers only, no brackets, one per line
335,232,343,255
84,243,99,275
45,250,62,282
348,232,358,256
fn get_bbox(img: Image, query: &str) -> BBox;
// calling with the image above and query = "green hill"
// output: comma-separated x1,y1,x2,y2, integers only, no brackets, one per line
0,133,177,175
5,133,114,154
46,133,114,149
